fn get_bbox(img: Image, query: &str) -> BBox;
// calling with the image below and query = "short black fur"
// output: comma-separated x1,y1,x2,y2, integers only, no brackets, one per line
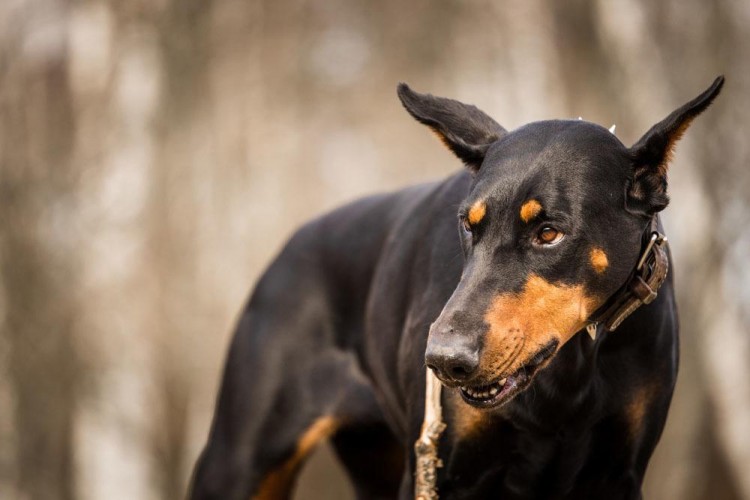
189,77,723,500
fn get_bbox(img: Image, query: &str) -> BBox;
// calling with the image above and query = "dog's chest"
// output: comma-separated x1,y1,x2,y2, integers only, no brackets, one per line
438,421,594,499
438,386,603,499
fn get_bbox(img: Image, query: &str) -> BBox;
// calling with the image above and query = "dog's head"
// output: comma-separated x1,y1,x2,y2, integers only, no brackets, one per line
398,77,723,409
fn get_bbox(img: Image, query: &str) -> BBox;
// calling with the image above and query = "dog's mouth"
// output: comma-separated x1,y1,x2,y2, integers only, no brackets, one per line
459,340,559,409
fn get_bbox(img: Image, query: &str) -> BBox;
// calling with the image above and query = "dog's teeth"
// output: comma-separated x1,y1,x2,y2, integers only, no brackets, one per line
463,384,506,400
499,378,507,386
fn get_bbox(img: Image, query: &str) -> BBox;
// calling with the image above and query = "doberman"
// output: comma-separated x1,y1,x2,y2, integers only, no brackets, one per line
189,76,724,499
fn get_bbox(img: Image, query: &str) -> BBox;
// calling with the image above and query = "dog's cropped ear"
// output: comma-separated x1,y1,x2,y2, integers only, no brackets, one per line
397,83,507,171
626,76,724,216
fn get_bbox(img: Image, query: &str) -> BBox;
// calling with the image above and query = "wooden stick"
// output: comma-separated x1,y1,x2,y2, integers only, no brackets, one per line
414,369,446,500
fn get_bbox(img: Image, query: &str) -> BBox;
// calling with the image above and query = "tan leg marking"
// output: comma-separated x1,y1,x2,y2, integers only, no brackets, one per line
625,384,657,441
589,247,609,274
468,200,487,225
253,416,338,500
520,199,543,223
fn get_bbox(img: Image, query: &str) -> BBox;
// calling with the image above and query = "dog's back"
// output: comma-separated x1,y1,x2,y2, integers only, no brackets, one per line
188,178,461,499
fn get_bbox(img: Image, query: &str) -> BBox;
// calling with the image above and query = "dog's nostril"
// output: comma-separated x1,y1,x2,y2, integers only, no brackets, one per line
445,354,478,381
425,351,478,382
449,364,471,378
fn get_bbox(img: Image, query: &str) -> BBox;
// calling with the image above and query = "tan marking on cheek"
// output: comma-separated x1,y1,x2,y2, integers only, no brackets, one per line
482,275,600,373
468,200,486,225
520,199,543,223
253,417,338,499
590,247,609,274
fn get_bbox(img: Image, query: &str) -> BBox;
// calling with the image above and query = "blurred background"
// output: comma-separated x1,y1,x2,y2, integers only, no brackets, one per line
1,0,748,499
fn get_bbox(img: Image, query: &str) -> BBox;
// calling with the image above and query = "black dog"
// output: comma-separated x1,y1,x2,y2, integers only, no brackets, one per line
189,77,723,499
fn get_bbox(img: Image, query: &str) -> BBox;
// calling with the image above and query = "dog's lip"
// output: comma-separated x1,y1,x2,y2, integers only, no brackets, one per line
459,340,559,409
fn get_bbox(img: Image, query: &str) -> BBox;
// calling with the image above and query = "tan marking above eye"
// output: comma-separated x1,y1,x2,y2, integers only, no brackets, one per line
520,199,543,223
589,247,609,274
468,200,487,225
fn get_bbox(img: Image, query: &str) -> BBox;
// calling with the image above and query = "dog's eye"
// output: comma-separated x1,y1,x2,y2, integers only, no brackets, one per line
461,217,472,234
536,226,564,245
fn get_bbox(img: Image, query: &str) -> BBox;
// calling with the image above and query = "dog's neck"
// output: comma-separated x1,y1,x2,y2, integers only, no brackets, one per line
505,333,602,433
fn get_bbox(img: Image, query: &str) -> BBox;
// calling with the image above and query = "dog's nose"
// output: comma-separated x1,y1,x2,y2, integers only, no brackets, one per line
425,326,479,383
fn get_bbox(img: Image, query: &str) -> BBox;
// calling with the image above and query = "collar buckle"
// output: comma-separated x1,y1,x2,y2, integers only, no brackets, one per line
589,217,670,333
